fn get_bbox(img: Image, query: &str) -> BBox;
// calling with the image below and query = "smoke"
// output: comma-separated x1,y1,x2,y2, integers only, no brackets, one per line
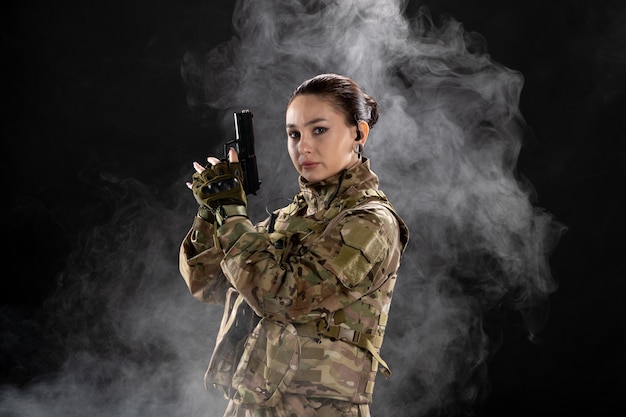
1,171,228,417
181,0,564,415
1,1,564,416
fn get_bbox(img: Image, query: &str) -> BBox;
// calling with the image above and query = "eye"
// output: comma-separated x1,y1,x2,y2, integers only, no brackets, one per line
313,127,327,135
287,130,300,139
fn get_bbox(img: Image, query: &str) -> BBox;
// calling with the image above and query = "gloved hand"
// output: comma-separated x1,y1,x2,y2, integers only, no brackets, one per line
190,158,248,226
192,160,247,210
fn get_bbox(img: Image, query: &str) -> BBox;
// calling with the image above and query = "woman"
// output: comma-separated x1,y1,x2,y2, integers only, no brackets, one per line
179,73,409,417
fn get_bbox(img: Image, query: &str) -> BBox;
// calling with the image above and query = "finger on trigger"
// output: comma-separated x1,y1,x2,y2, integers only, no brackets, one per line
228,147,239,163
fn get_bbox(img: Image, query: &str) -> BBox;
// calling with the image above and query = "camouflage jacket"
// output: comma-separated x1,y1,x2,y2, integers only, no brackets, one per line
179,158,409,406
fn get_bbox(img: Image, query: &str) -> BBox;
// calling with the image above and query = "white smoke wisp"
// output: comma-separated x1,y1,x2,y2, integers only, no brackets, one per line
182,0,565,415
0,173,228,417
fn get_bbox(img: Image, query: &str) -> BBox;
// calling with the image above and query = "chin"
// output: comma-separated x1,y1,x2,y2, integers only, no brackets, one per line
301,173,322,183
298,168,315,182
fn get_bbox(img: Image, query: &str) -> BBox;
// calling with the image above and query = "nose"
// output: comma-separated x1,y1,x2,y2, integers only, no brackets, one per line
298,133,311,154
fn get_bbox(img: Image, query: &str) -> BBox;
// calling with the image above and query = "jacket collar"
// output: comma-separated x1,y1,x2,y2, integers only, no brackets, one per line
298,158,379,215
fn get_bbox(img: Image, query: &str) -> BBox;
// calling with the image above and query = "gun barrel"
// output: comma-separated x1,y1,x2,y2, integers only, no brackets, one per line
234,110,255,155
233,110,261,195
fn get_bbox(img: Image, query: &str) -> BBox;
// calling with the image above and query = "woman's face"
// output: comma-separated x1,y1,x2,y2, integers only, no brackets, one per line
286,94,360,183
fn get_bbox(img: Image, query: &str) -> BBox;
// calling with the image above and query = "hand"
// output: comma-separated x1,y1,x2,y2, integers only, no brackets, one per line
187,148,247,214
185,147,240,188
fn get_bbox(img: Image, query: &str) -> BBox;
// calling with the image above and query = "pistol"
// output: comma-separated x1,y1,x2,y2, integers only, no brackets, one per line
223,109,261,195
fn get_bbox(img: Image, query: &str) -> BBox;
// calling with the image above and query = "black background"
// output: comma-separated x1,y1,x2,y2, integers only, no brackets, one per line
2,0,625,415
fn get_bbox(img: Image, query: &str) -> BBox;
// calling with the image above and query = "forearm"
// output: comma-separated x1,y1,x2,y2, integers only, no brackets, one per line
179,215,229,304
216,217,378,322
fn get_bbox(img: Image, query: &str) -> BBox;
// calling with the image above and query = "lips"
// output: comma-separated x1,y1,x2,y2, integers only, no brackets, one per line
301,161,319,169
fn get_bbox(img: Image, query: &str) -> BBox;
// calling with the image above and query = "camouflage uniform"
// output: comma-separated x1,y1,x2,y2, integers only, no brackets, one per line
179,159,409,417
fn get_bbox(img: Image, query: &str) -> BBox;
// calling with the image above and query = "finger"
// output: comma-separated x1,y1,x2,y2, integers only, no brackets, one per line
228,147,239,163
193,161,205,173
207,156,221,165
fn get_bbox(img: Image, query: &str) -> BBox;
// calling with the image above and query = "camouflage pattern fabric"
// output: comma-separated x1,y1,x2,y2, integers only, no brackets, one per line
179,158,409,410
222,394,371,417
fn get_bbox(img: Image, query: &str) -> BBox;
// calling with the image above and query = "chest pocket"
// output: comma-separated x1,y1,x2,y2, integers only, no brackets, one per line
267,208,319,266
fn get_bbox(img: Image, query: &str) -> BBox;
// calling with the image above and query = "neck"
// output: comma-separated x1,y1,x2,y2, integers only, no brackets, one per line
344,157,361,172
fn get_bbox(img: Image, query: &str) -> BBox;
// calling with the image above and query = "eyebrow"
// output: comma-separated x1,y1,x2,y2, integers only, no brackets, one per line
286,117,328,129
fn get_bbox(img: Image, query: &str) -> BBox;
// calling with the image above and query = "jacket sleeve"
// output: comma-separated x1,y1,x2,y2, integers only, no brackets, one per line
216,206,403,323
179,215,230,304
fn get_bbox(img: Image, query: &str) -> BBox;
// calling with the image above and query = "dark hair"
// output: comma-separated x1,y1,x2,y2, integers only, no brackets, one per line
288,73,379,129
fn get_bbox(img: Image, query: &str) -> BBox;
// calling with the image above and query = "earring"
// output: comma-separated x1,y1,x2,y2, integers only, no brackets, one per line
353,142,364,159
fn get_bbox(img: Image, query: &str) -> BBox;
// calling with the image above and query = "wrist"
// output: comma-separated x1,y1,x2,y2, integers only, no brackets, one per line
215,204,248,226
197,205,216,222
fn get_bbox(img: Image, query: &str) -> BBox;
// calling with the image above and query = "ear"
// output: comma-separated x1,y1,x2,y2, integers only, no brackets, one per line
355,120,370,145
